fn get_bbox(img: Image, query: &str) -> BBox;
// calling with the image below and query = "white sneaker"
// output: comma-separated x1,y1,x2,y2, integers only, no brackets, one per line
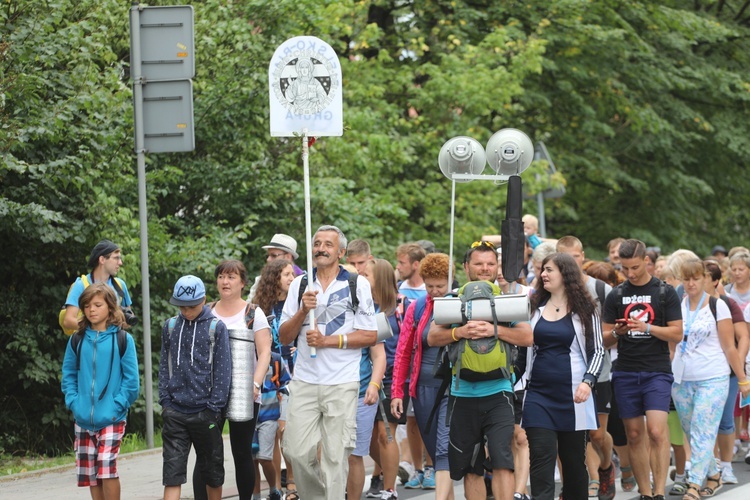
398,460,414,485
722,465,738,484
380,489,398,499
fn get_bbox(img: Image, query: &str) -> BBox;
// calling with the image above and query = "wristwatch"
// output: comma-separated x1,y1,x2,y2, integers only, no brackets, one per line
582,378,595,389
253,381,261,390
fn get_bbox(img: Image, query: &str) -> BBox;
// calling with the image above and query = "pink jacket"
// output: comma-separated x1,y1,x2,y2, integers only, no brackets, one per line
392,295,433,400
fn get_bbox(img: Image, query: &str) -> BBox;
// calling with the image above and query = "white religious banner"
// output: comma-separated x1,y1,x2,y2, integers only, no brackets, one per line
269,36,343,137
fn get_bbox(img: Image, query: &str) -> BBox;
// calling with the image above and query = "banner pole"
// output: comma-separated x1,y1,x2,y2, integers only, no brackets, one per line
302,129,317,357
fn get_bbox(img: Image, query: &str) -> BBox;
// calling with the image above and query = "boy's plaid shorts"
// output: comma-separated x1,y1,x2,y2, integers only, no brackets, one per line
74,421,126,487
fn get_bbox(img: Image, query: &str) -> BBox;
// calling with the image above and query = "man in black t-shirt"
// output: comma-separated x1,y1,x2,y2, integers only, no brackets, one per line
602,239,682,500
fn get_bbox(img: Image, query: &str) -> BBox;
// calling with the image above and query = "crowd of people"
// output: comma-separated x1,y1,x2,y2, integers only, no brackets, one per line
59,223,750,500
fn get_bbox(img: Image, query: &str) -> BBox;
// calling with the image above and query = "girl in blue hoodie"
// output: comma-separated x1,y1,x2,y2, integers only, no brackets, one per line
61,283,140,499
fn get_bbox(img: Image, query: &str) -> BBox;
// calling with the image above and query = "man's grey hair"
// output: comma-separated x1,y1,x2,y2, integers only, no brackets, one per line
315,225,347,250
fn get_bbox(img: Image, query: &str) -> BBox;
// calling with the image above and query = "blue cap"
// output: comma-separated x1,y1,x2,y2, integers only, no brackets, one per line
170,275,206,306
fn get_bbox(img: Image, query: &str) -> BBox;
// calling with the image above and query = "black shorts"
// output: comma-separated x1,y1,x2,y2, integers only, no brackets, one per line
162,407,225,487
375,383,409,425
595,381,612,415
448,391,515,480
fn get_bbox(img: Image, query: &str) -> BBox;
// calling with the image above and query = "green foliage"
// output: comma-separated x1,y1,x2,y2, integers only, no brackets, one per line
1,0,749,455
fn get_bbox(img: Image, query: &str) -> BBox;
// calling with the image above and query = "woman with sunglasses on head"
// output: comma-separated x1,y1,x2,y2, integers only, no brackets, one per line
523,252,604,500
671,259,750,500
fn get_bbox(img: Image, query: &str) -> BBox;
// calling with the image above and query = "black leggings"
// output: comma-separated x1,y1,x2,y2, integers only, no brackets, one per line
193,403,259,500
526,427,588,500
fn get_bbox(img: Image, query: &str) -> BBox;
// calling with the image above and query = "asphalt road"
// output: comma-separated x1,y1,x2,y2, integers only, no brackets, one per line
2,437,750,499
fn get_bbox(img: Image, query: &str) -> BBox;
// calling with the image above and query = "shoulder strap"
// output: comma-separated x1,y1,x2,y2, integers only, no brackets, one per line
709,295,718,321
117,329,128,358
97,329,127,400
615,283,624,317
297,275,308,307
659,280,667,326
595,279,606,306
111,277,125,304
167,316,178,379
348,274,359,311
208,319,218,391
72,332,84,370
413,296,427,323
81,274,90,288
425,369,452,434
244,302,256,329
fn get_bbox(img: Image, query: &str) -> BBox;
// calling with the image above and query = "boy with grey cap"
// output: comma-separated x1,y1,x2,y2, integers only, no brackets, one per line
159,275,231,500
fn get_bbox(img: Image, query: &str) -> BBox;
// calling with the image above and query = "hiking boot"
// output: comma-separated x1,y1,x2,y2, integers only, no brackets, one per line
422,466,436,489
380,489,398,499
404,470,423,489
366,475,383,498
598,464,615,500
398,461,414,485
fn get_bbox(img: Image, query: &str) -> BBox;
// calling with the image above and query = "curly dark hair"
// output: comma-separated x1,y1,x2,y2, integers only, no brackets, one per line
254,259,294,314
530,252,597,341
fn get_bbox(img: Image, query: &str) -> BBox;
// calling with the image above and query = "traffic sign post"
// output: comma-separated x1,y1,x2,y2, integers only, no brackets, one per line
130,4,195,448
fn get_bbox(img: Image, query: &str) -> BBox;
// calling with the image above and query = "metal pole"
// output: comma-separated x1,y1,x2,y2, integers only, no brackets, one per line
302,129,316,357
130,4,154,448
536,191,547,238
448,179,456,292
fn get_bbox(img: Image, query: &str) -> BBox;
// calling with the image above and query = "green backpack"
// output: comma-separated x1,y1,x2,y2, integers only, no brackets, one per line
449,280,514,389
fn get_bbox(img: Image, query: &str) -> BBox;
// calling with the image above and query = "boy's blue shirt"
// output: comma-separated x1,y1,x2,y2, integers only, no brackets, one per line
61,324,140,431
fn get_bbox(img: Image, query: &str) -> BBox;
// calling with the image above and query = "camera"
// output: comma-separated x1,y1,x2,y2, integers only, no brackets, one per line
121,306,139,326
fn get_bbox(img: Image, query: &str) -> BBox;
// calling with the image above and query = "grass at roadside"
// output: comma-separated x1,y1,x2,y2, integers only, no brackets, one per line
0,431,163,477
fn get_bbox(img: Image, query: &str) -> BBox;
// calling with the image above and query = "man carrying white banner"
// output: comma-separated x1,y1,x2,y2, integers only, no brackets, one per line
279,225,377,499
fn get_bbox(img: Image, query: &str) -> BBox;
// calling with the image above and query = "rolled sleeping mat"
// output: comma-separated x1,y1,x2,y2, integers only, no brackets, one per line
432,293,530,325
226,328,256,422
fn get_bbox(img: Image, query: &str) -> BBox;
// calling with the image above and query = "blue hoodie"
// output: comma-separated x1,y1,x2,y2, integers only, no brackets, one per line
158,306,231,414
61,325,140,431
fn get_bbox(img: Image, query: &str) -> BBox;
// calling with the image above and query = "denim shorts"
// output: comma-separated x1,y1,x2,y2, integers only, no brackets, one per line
612,371,673,419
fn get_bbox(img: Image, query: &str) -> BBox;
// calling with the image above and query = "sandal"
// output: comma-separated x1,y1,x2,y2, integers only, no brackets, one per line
683,484,701,500
285,489,300,500
699,474,722,497
588,479,600,498
621,465,636,492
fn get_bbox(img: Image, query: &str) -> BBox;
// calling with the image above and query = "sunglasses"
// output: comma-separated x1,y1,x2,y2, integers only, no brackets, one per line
471,240,496,250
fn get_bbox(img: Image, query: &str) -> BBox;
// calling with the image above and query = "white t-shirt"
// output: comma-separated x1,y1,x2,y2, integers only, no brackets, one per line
674,297,731,382
212,305,270,332
281,268,377,385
